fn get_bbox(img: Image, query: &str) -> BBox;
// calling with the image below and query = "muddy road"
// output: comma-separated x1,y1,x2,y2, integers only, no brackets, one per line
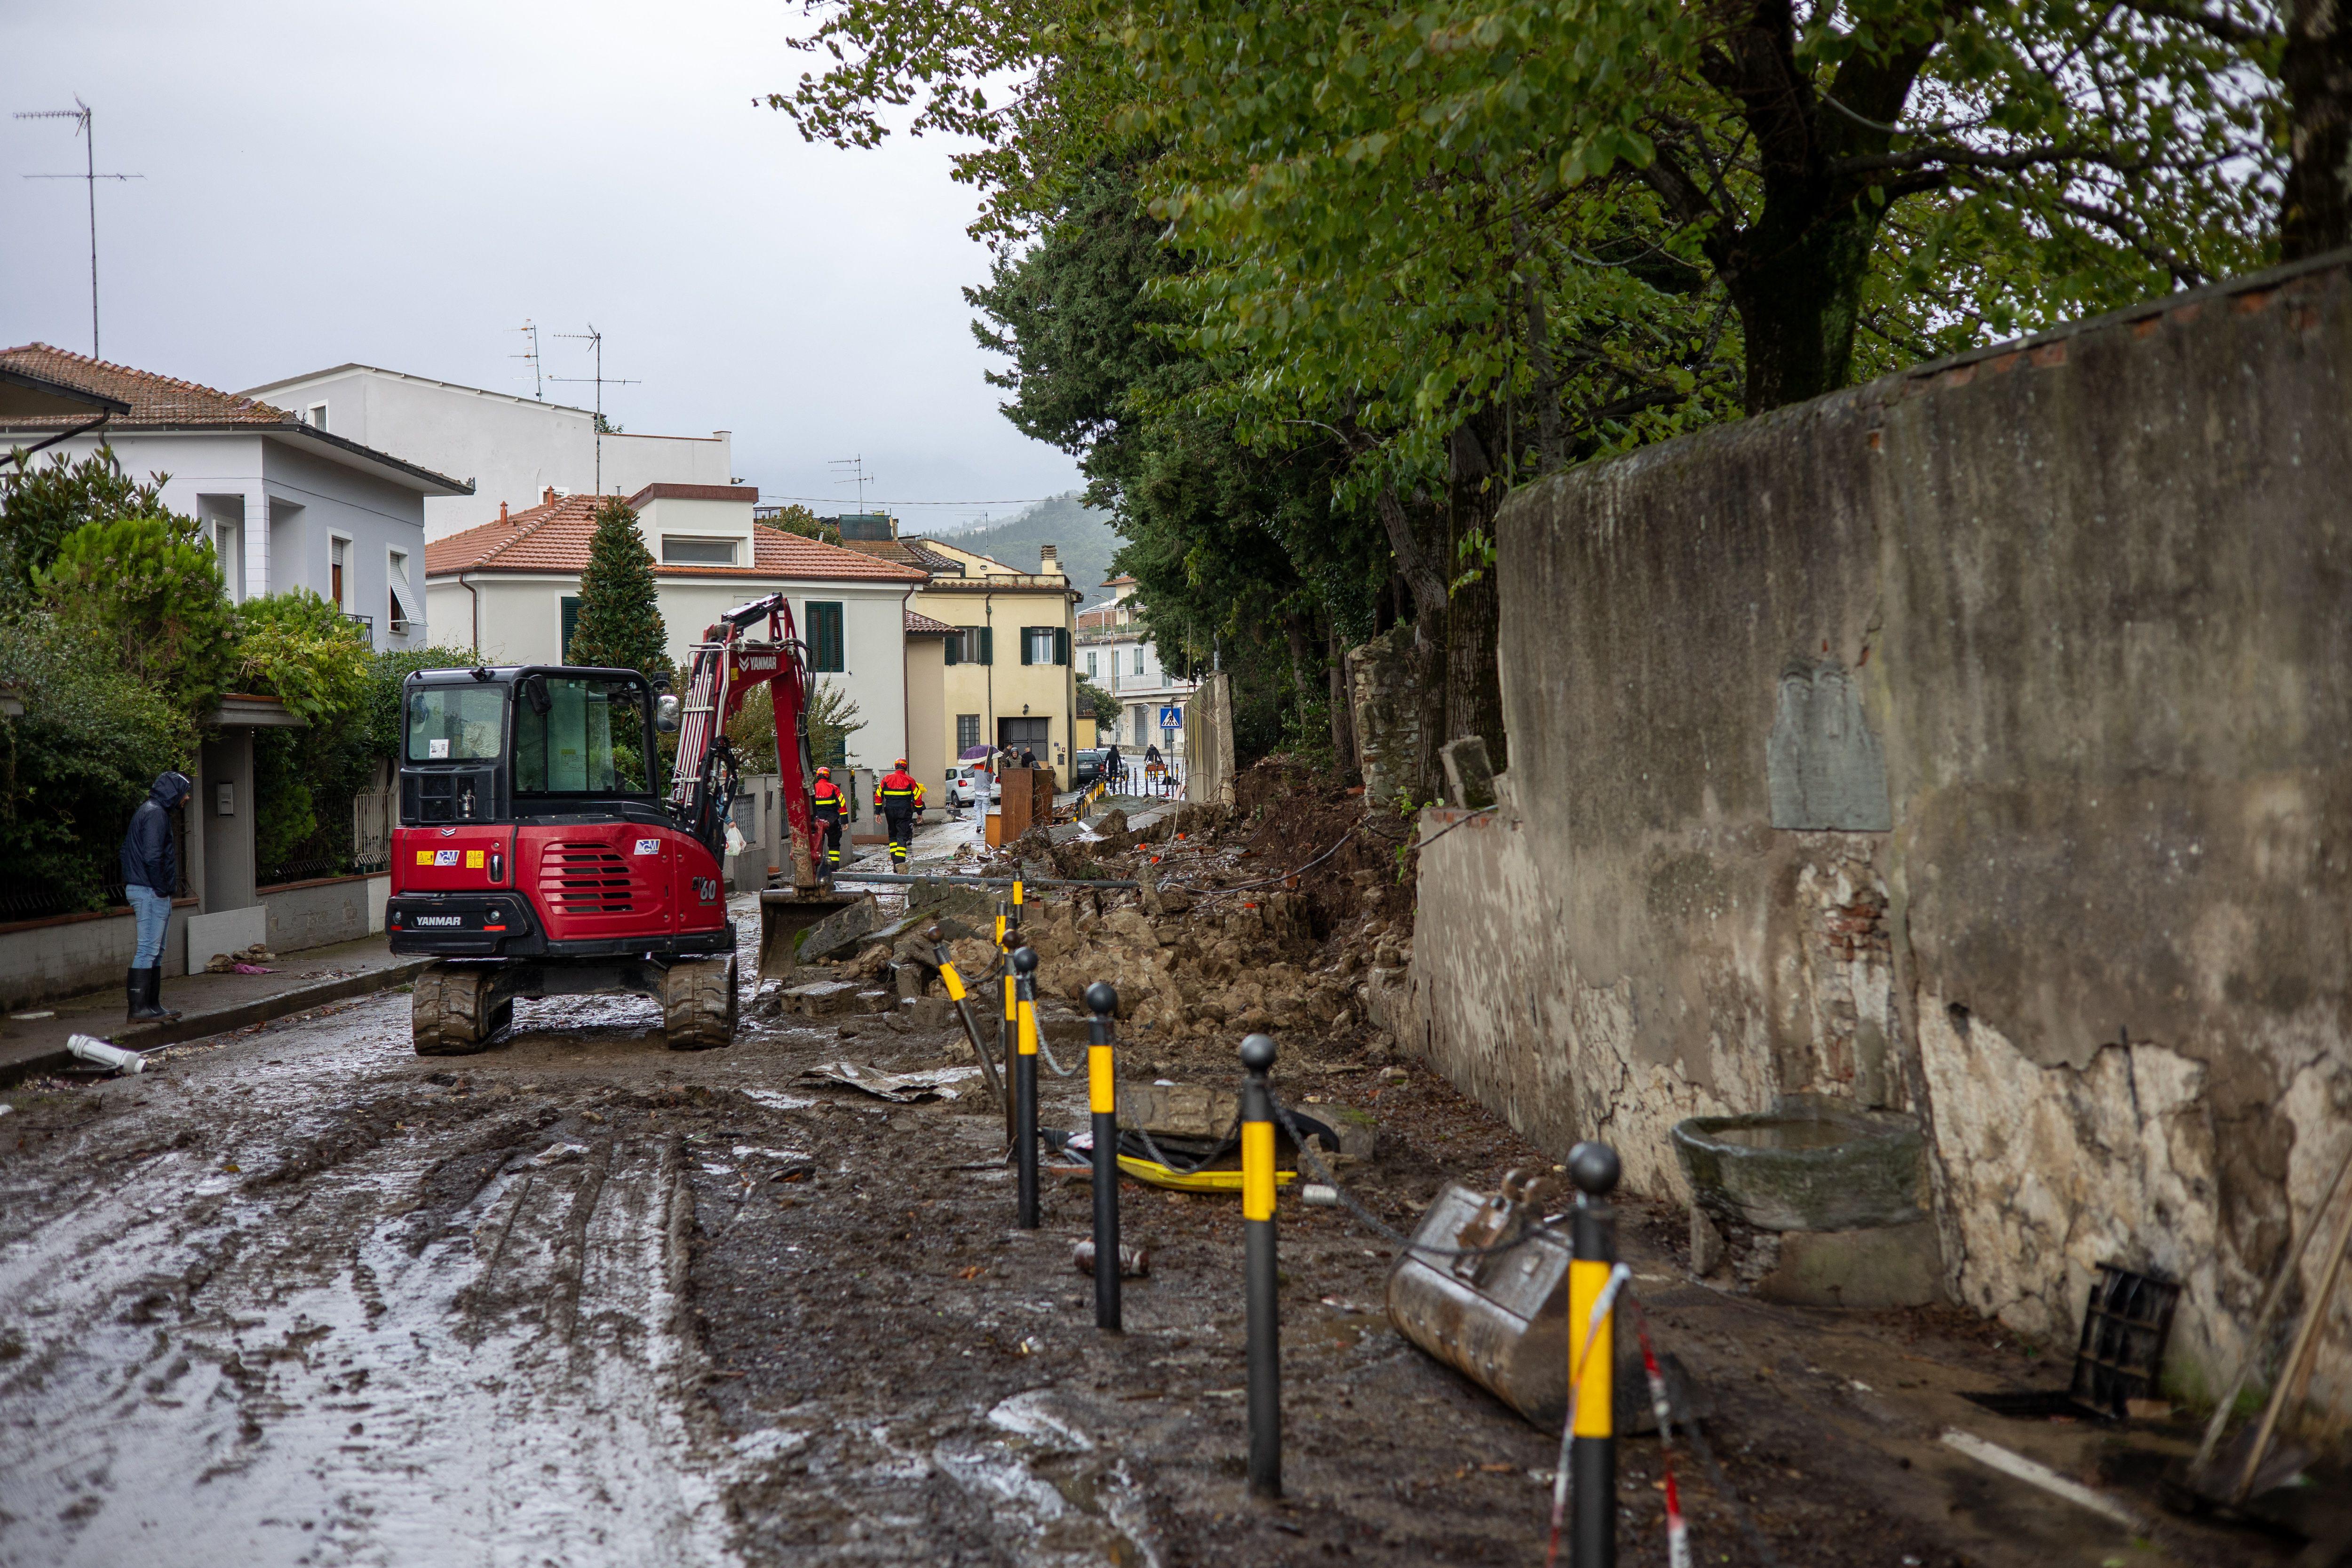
0,911,2308,1567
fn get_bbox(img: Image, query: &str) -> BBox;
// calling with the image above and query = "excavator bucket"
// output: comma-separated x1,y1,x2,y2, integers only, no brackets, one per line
1385,1172,1702,1434
756,888,862,985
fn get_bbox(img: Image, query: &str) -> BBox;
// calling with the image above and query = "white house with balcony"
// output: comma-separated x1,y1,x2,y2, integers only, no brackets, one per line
423,483,932,773
1077,574,1200,759
0,343,465,648
237,363,735,541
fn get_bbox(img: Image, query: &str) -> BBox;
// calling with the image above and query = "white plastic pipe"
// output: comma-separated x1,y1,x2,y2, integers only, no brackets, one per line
66,1034,145,1075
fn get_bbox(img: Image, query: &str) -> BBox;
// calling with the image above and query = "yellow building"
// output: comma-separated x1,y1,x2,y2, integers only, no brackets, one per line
837,517,1083,788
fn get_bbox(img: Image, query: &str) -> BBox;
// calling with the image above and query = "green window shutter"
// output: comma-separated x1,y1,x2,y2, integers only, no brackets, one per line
560,596,581,661
978,626,994,665
1055,627,1071,666
808,602,844,672
1018,626,1035,666
943,631,960,667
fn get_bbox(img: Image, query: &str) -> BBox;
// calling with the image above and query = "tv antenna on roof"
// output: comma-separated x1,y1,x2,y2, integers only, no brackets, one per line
547,325,640,494
513,320,543,400
16,97,142,360
831,455,873,513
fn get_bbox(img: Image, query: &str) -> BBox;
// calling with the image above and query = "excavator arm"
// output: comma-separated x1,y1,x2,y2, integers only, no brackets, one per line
667,593,823,891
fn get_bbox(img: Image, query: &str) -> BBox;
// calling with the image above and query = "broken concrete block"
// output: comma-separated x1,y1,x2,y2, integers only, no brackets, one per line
898,995,954,1029
892,962,926,1001
1690,1206,1726,1276
1438,735,1498,810
857,988,894,1015
795,896,880,962
1752,1218,1943,1308
783,980,864,1017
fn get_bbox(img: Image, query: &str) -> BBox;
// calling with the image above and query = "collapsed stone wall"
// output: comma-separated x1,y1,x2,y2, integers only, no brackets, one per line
1410,254,2352,1434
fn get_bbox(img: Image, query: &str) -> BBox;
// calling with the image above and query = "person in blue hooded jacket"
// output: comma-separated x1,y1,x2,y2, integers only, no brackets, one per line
119,771,191,1020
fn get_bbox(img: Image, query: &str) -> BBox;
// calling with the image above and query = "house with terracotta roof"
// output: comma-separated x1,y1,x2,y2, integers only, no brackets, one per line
836,514,1084,787
1076,573,1198,761
425,484,939,778
0,344,469,648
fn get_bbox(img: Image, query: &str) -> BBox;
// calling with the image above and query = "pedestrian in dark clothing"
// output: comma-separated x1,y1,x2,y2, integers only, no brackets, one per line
1104,743,1122,789
119,771,191,1020
1020,747,1037,769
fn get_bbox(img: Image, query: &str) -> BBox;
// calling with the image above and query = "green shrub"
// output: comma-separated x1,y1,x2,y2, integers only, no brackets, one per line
0,614,189,912
35,514,237,719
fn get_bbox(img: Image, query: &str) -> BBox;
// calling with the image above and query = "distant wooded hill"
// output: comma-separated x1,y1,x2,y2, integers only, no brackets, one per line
926,493,1126,601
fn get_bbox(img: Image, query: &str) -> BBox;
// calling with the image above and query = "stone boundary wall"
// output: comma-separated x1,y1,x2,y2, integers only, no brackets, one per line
1410,252,2352,1433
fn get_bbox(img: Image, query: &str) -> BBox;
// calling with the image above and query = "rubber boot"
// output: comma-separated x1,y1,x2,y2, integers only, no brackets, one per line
126,967,179,1022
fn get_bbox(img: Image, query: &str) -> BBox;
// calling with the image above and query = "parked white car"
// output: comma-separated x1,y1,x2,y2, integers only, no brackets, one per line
948,764,1001,808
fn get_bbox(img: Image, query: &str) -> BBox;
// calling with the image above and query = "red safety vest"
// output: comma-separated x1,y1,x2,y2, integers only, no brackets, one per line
811,779,842,818
876,770,922,812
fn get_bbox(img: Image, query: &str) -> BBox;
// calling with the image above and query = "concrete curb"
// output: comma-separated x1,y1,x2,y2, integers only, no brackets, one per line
0,958,432,1087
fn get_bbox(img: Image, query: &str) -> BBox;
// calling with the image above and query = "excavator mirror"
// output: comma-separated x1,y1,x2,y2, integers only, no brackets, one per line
520,676,552,717
656,693,681,733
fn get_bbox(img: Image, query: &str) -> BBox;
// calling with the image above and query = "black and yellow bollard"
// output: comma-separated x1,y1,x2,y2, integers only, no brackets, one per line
996,898,1018,1144
1086,980,1122,1332
1012,946,1041,1229
1568,1139,1622,1568
1240,1031,1281,1499
930,924,1003,1112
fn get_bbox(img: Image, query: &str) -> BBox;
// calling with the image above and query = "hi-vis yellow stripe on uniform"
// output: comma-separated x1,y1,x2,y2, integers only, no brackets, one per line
1241,1122,1277,1221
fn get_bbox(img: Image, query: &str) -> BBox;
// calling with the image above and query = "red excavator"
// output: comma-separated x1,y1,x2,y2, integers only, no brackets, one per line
386,592,852,1054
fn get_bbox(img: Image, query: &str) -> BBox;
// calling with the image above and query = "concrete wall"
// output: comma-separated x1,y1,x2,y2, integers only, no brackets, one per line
1410,255,2352,1431
0,901,194,1010
1184,672,1235,806
259,875,377,954
235,367,732,540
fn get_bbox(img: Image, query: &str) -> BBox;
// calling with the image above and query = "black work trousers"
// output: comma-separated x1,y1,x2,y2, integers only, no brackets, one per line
885,811,914,864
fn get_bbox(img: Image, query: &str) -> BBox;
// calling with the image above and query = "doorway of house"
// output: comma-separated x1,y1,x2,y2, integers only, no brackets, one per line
997,717,1049,763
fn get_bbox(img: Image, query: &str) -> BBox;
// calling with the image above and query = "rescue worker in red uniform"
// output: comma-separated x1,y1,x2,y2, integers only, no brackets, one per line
875,758,924,866
810,765,846,870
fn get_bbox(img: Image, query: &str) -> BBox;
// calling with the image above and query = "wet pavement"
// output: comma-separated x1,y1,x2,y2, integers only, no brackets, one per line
0,898,2321,1567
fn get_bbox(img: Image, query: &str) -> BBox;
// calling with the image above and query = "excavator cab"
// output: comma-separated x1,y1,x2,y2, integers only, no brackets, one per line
387,664,740,1055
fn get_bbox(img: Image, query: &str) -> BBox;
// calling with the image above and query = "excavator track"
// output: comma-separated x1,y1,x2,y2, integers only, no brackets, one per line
412,963,513,1055
661,955,738,1052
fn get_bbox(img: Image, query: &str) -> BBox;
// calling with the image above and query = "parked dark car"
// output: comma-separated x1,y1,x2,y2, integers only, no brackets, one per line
1071,749,1103,788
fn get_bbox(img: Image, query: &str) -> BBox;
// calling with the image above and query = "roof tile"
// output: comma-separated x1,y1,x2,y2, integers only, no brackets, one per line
0,343,293,426
426,495,930,583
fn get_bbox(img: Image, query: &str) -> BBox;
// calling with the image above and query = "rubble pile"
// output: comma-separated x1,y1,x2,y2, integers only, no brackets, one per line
794,757,1424,1052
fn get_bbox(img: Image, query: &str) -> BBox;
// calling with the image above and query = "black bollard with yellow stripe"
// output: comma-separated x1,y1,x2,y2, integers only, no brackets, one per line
1240,1031,1281,1499
995,898,1018,1144
929,924,1003,1112
1086,981,1122,1332
1012,946,1041,1229
1568,1140,1623,1568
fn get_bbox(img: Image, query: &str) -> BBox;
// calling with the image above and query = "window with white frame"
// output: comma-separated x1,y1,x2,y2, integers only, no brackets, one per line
387,548,419,634
309,402,328,431
330,536,349,609
1133,647,1145,676
1085,650,1097,677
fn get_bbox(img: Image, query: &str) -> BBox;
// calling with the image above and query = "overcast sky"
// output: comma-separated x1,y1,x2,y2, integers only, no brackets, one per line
0,1,1081,533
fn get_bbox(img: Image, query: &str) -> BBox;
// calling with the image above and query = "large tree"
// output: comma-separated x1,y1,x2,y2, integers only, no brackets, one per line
566,499,672,682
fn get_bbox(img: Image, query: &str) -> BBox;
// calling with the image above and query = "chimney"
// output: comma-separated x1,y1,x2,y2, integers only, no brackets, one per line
1039,544,1059,573
499,501,509,523
543,486,556,506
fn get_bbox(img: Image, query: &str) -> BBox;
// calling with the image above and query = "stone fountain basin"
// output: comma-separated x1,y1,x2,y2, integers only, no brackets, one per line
1671,1099,1926,1233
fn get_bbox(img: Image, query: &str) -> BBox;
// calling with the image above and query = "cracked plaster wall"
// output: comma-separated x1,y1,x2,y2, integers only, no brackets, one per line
1408,256,2352,1435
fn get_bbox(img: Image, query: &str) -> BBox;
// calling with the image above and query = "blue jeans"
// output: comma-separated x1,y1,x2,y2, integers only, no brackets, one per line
127,886,171,969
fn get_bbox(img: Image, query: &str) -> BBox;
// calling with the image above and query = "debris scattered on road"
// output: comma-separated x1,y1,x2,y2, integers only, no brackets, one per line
1073,1239,1152,1278
205,942,278,974
799,1061,984,1103
65,1034,145,1075
8,1010,55,1021
530,1142,589,1167
1302,1182,1339,1206
1939,1428,2147,1529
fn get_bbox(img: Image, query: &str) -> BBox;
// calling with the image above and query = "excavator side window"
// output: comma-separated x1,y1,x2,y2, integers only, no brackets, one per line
513,677,654,796
406,684,507,762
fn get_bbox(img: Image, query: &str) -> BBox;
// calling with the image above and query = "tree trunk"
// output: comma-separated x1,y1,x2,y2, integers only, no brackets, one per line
1442,424,1507,767
1328,621,1359,780
2283,0,2352,258
1728,203,1883,412
1282,612,1314,736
